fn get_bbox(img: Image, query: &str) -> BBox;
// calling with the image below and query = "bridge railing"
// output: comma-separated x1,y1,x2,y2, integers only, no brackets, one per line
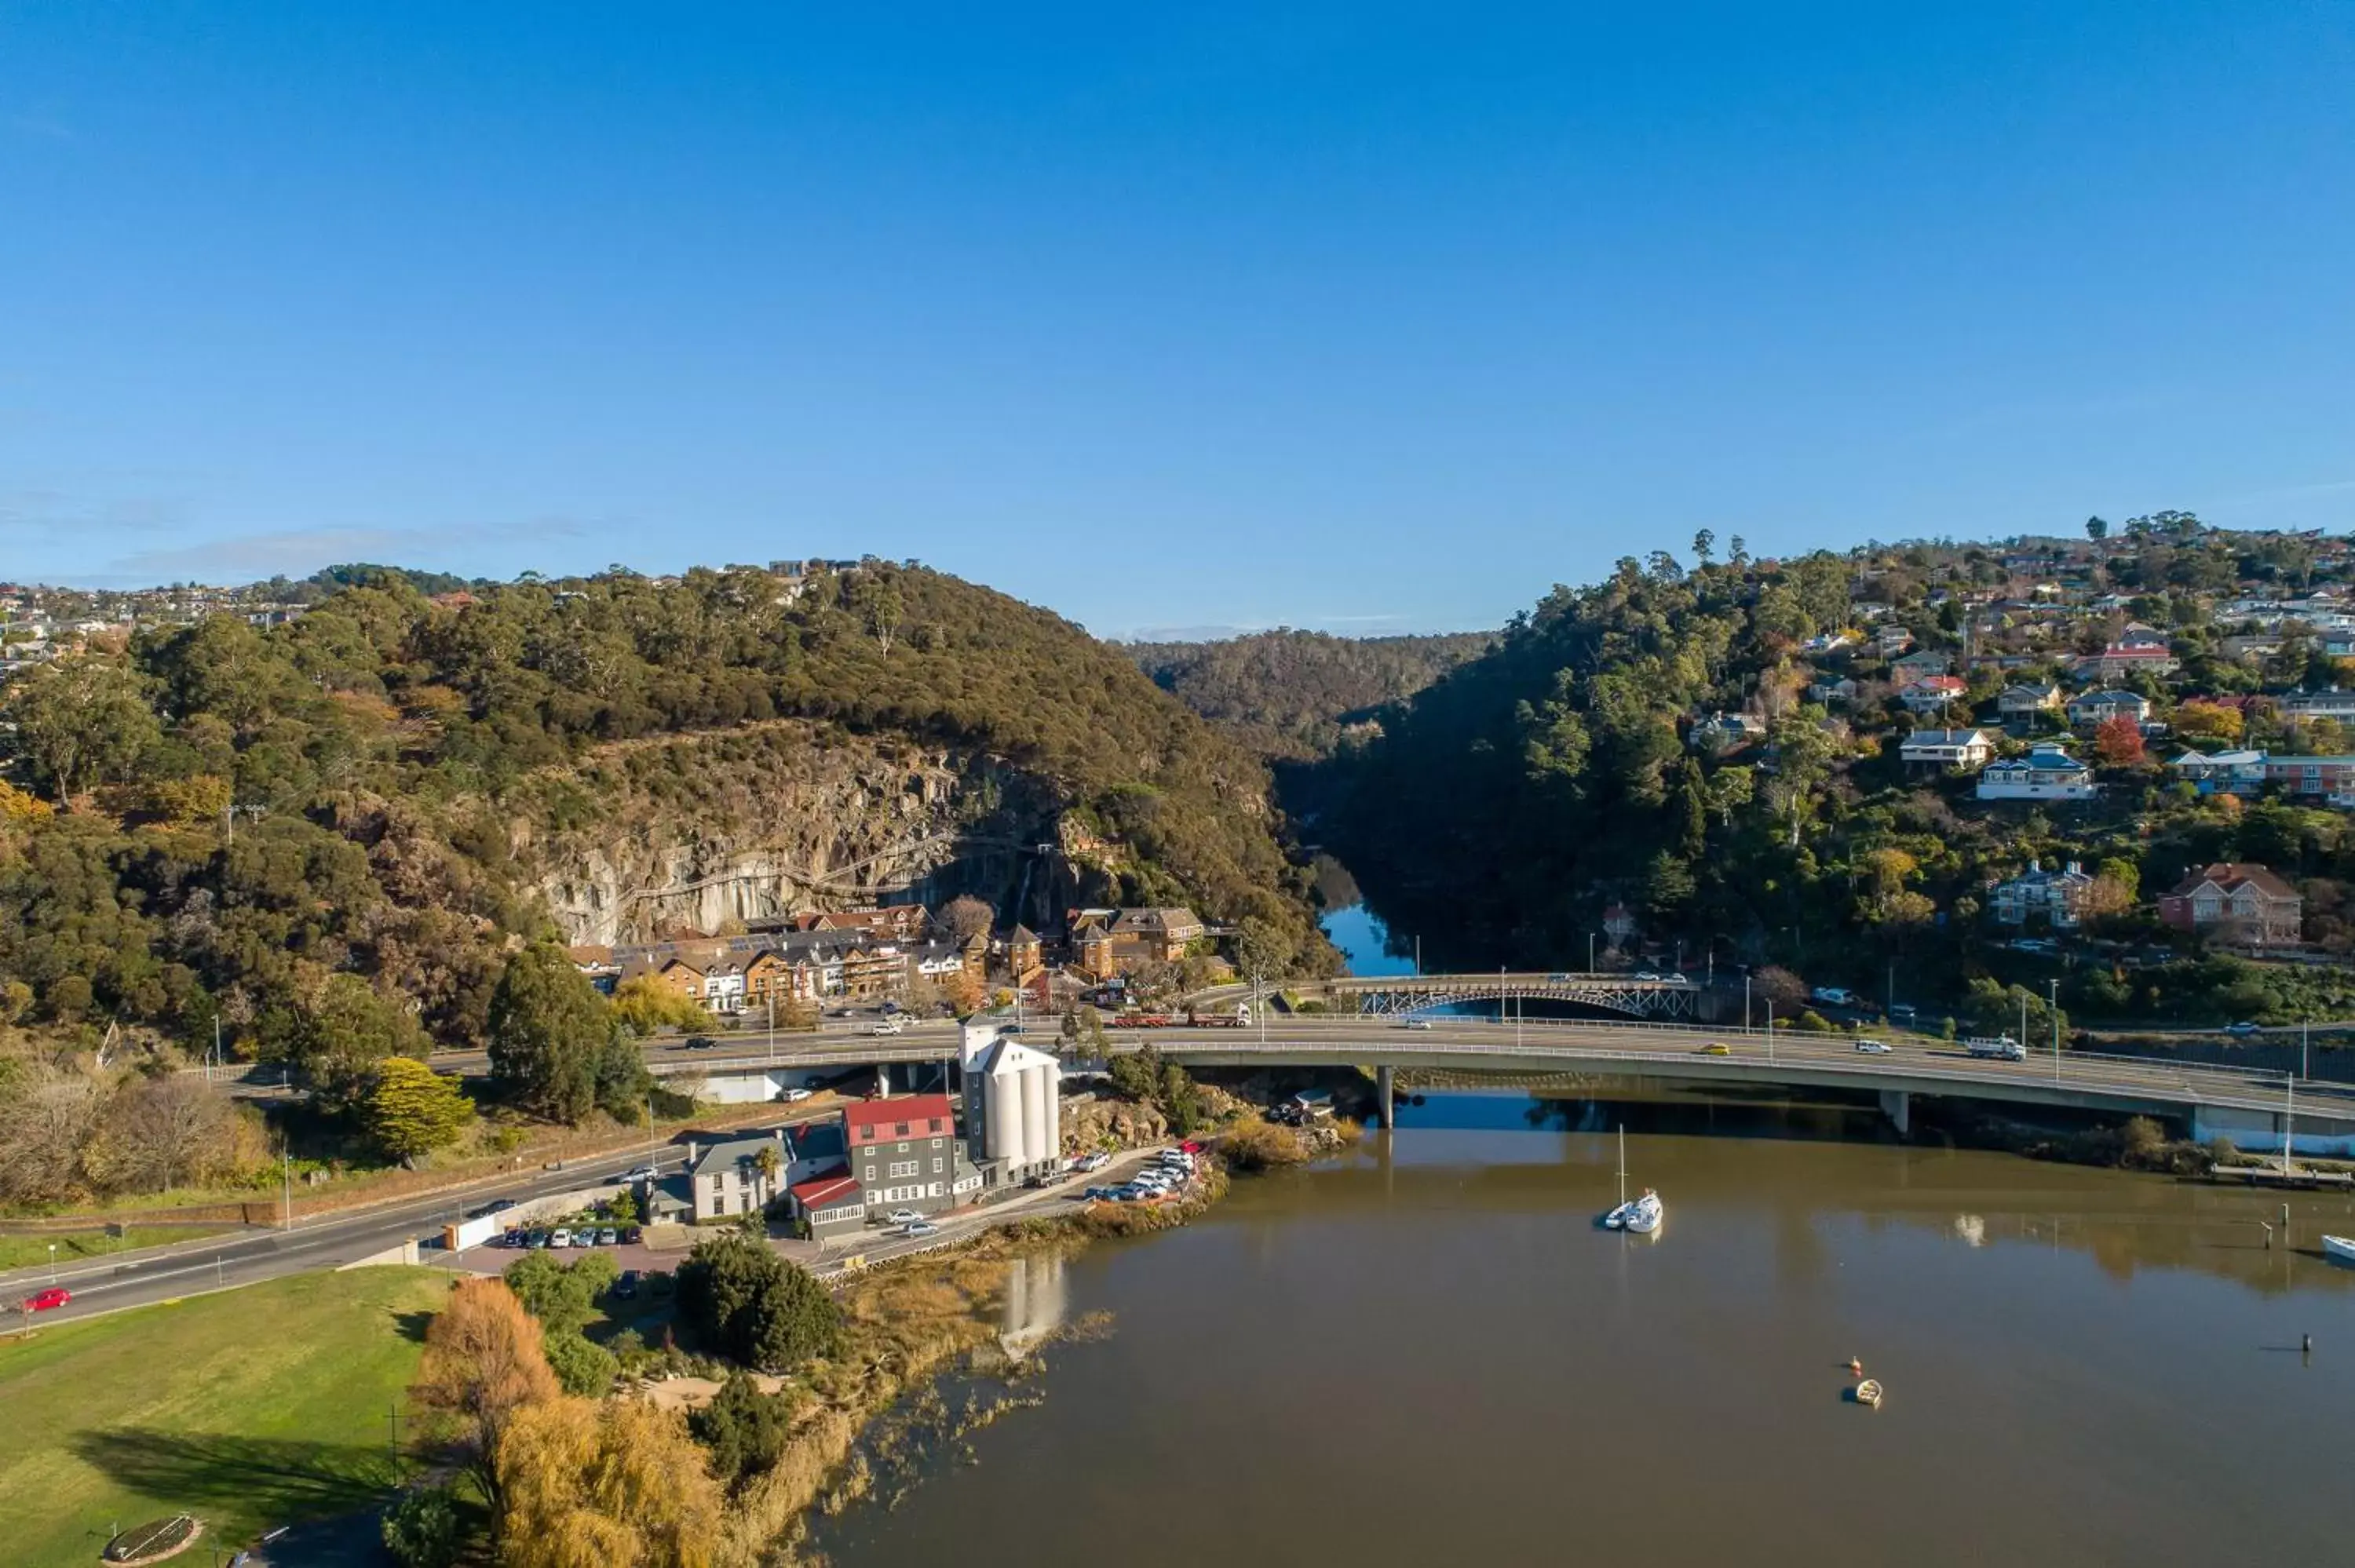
1136,1034,2355,1114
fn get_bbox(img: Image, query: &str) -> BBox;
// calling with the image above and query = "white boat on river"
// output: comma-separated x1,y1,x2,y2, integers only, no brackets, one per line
2324,1235,2355,1266
1601,1127,1664,1234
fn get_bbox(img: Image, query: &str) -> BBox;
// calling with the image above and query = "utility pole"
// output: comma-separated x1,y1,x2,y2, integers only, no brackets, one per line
2018,992,2028,1057
766,988,775,1064
2302,1019,2309,1081
280,1147,292,1232
1743,968,1752,1034
2284,1072,2296,1176
1415,935,1422,976
1766,1000,1774,1063
1588,932,1596,973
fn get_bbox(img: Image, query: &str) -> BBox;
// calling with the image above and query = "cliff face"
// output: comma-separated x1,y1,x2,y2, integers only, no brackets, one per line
514,723,1103,946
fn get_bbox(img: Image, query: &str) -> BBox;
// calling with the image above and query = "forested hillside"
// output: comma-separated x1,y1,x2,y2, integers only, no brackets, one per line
1326,526,2355,1028
1126,629,1492,758
0,562,1322,1073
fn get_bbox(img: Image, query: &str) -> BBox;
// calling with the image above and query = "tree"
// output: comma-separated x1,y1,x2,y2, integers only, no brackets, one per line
2086,516,2109,542
2094,714,2146,767
850,574,906,655
753,1142,782,1189
1159,1061,1203,1137
409,1277,561,1517
294,974,432,1113
489,944,624,1122
5,656,160,802
688,1370,797,1487
382,1482,463,1568
364,1056,476,1160
503,1249,619,1337
674,1231,842,1372
944,967,987,1016
542,1330,619,1398
1232,915,1294,982
937,894,995,946
2173,700,2244,744
495,1396,725,1568
1692,529,1716,564
609,976,710,1034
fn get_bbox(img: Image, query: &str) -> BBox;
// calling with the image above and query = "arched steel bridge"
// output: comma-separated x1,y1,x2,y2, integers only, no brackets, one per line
1220,971,1709,1021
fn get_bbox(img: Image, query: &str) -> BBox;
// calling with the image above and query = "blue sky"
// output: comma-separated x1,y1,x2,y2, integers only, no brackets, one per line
3,4,2351,637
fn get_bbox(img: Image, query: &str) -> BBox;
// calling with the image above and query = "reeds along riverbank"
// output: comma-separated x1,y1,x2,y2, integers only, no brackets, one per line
714,1166,1232,1563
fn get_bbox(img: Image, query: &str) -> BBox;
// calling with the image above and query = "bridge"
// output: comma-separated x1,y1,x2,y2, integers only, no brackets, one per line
1315,971,1706,1020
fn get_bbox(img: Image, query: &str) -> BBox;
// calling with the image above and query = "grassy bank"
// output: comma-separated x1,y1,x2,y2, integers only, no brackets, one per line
0,1227,231,1272
0,1267,454,1568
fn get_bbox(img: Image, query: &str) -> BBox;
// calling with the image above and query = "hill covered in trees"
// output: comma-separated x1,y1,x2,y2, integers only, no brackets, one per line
1126,629,1493,759
0,562,1324,1079
1324,523,2355,1030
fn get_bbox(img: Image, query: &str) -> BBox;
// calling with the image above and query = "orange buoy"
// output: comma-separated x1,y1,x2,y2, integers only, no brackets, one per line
1848,1358,1864,1376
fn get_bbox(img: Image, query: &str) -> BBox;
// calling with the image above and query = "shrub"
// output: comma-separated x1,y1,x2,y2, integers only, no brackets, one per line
542,1329,619,1397
382,1482,463,1568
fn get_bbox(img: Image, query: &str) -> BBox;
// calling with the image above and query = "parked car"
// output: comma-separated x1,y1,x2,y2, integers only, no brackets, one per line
597,1227,619,1245
525,1229,551,1249
1083,1186,1116,1201
613,1270,640,1299
904,1220,940,1238
1853,1040,1893,1055
501,1228,525,1247
2223,1021,2262,1037
885,1208,923,1225
1073,1152,1111,1172
549,1228,574,1248
623,1226,643,1244
780,1087,815,1103
1178,1140,1204,1154
23,1287,71,1313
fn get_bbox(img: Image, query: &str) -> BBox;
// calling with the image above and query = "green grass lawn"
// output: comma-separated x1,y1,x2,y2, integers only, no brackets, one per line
0,1227,229,1272
0,1266,458,1568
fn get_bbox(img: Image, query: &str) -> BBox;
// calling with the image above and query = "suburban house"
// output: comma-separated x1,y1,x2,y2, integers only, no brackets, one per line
2158,863,2304,946
1690,711,1765,753
784,1172,866,1241
1899,727,1997,771
688,1131,789,1221
1989,860,2098,927
2072,643,2179,681
783,1121,848,1187
1876,625,1915,655
1976,743,2098,801
1889,650,1951,688
2262,754,2355,808
2169,748,2269,796
2279,691,2355,725
2068,688,2152,729
1898,676,1968,713
1807,676,1860,706
1997,682,2063,720
999,924,1043,981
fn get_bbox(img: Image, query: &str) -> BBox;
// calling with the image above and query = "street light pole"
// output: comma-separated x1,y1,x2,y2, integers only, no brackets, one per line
2302,1019,2309,1081
48,1242,57,1285
2048,979,2061,1083
1589,932,1597,973
1743,968,1752,1035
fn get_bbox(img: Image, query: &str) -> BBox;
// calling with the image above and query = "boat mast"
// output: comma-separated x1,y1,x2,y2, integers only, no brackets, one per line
1618,1124,1627,1209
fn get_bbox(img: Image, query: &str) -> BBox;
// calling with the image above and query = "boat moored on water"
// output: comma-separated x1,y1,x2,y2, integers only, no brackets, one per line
1854,1379,1884,1409
1621,1188,1663,1234
2324,1235,2355,1265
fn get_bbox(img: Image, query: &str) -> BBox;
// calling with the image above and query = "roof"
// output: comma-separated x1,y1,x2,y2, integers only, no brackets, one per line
691,1133,781,1174
1900,727,1992,749
786,1121,845,1162
1007,924,1039,943
1995,746,2090,774
842,1094,955,1138
2167,862,2300,901
975,1037,1058,1078
1108,907,1203,936
788,1172,860,1209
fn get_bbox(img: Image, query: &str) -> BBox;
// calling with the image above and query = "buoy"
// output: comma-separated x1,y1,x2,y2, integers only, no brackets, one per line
1847,1358,1864,1376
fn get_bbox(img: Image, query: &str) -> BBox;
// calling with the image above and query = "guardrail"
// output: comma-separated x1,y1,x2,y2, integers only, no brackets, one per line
1125,1033,2355,1116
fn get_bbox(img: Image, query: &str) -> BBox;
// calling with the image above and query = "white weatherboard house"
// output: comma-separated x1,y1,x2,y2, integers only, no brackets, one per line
1976,743,2098,801
1899,727,1996,771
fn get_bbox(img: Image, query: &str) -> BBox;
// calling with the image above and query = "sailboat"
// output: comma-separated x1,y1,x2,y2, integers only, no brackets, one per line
1601,1126,1665,1234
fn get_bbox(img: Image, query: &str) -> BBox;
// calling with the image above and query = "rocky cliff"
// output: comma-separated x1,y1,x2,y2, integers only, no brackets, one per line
516,722,1111,945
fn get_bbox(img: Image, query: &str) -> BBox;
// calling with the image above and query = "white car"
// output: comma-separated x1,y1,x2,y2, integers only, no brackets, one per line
623,1165,656,1182
904,1220,939,1237
549,1227,573,1248
1397,1018,1433,1030
1853,1040,1893,1055
780,1087,814,1103
872,1019,906,1036
885,1208,923,1226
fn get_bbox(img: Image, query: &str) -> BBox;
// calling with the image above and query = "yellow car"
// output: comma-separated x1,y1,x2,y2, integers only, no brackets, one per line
1696,1042,1731,1056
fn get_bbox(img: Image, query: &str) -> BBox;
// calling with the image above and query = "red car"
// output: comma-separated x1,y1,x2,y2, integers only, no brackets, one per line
1179,1140,1204,1154
23,1287,71,1313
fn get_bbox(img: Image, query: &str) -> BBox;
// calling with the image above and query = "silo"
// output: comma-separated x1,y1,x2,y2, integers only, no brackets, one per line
1022,1062,1052,1175
984,1050,1026,1169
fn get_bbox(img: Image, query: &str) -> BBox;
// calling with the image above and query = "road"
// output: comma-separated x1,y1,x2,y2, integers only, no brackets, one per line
0,1143,694,1326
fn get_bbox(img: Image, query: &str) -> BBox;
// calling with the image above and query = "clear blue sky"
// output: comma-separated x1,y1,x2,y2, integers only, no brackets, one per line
4,4,2351,636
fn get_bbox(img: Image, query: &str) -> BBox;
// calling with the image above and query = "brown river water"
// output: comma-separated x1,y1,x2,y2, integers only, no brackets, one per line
812,1096,2355,1567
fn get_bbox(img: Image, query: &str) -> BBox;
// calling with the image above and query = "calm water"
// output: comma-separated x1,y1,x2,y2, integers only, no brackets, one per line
814,1103,2355,1567
1321,901,1416,976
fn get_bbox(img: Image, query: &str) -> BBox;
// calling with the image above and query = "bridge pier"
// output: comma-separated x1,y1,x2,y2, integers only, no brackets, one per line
1377,1066,1395,1131
876,1063,889,1097
1879,1088,1911,1137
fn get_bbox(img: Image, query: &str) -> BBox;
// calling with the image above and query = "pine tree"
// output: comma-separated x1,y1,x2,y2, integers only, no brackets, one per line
363,1056,476,1160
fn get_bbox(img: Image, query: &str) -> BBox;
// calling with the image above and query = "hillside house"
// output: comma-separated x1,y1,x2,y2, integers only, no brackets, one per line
1976,743,2098,801
2159,864,2303,946
2072,644,2179,681
1989,860,2098,927
1899,727,1997,771
2262,755,2355,808
1890,650,1951,688
2168,749,2269,797
2068,689,2152,728
688,1132,788,1221
1690,711,1766,753
2279,691,2355,726
1997,682,2062,720
1899,676,1968,714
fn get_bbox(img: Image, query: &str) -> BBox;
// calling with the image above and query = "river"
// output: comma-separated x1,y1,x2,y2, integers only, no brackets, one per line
812,1105,2355,1566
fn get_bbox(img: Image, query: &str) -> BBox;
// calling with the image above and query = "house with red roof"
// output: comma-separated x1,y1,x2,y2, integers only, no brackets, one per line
2158,863,2303,946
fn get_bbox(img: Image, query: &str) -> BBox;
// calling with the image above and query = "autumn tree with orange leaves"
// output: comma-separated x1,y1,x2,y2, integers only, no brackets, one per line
408,1277,561,1520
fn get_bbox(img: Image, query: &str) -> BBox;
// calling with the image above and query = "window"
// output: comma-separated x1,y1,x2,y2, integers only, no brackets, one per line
932,1158,944,1173
896,1141,910,1153
889,1160,918,1178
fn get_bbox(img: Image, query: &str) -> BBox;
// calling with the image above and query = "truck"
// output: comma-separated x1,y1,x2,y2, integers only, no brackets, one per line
1965,1035,2025,1062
